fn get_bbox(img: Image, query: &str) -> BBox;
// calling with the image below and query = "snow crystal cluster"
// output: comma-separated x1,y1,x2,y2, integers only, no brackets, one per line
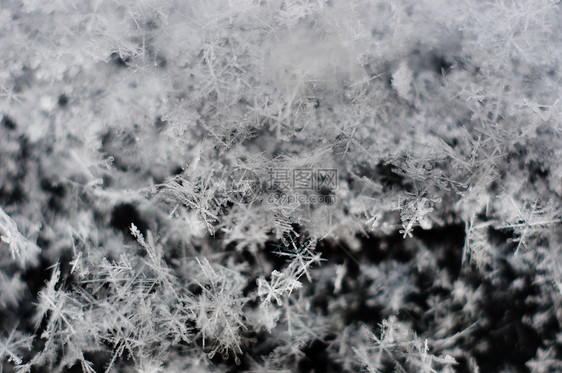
0,0,561,372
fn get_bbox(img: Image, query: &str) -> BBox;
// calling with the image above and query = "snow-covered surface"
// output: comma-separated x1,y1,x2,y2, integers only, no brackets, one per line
0,1,561,371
